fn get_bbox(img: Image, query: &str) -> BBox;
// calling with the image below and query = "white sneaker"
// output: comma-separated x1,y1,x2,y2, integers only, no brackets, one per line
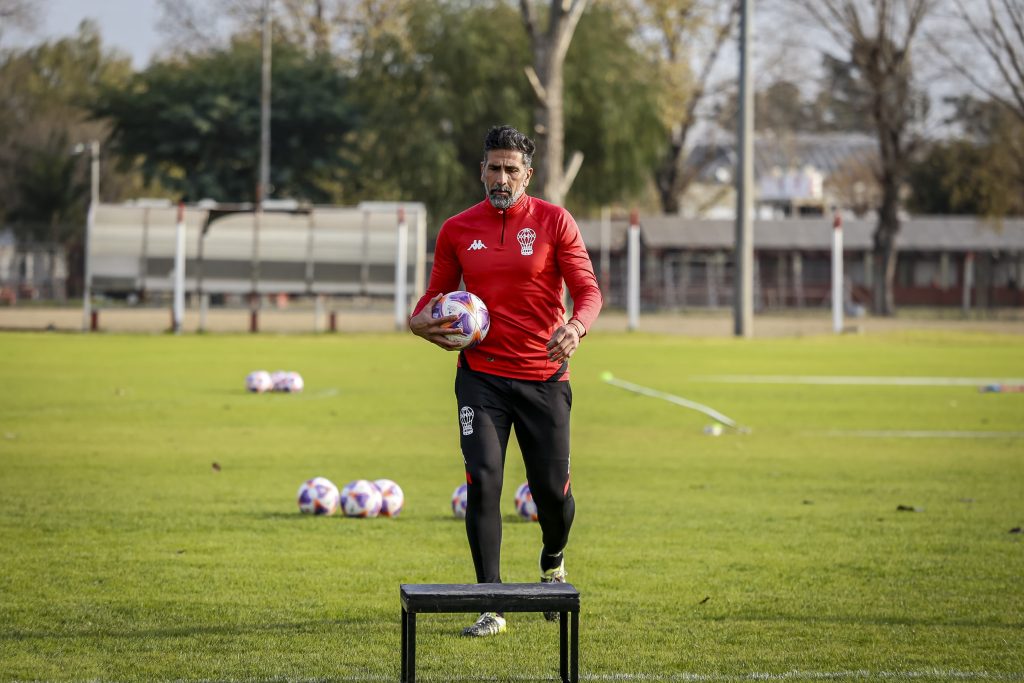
461,612,507,637
540,551,566,622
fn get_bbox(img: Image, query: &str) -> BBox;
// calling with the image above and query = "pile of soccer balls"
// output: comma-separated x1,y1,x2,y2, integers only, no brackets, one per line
246,370,304,394
451,481,537,522
297,477,404,518
297,476,538,521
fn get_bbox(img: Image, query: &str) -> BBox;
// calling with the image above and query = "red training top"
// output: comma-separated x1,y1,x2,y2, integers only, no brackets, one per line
412,193,602,381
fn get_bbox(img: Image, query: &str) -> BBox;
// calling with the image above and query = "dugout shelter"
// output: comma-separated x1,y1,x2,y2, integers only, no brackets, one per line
85,200,427,330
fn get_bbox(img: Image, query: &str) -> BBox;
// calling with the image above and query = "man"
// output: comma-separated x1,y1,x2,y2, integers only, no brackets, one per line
409,125,602,637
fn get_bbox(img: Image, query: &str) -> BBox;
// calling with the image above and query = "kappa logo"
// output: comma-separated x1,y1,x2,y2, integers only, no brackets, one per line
459,406,475,436
467,239,487,251
517,228,536,256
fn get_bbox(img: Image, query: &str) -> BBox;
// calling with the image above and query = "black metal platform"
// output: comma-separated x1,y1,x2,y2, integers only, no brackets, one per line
400,582,580,682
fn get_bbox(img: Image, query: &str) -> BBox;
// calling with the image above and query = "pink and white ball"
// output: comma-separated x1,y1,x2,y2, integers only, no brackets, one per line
272,371,304,393
514,481,538,522
374,478,405,518
297,477,340,516
246,370,274,393
431,291,490,350
451,483,468,519
341,479,383,518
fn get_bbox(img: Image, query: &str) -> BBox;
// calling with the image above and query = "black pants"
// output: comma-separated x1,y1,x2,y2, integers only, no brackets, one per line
455,365,575,584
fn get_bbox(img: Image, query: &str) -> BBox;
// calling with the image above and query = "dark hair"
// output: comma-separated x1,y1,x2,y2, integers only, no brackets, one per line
483,125,535,168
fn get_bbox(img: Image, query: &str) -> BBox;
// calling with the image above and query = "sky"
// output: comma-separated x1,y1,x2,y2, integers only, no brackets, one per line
7,0,164,68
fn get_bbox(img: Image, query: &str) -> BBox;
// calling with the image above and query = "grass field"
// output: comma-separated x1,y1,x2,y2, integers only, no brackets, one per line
1,328,1022,682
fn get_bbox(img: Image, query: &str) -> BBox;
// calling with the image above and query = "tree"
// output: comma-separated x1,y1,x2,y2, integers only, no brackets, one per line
812,55,878,133
0,21,133,297
519,0,589,206
94,38,358,203
562,3,666,214
0,0,38,45
794,0,935,315
345,0,534,224
907,97,1024,216
344,0,663,224
935,0,1024,125
0,22,133,259
156,0,346,58
634,0,739,213
917,0,1024,220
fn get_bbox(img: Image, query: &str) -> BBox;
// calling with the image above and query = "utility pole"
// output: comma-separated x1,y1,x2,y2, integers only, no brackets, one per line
251,0,272,333
733,0,754,338
79,140,100,331
259,0,272,206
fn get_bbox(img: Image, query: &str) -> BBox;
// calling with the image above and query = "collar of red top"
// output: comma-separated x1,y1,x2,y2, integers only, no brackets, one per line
487,192,530,216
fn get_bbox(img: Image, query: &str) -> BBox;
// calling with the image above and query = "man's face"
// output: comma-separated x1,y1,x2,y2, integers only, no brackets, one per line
481,149,533,210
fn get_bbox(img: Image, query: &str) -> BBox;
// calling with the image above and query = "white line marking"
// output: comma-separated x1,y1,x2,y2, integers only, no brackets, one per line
815,430,1024,439
690,375,1024,387
602,373,740,428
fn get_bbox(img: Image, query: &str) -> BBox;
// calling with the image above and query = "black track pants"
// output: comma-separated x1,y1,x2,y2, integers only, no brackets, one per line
455,365,575,584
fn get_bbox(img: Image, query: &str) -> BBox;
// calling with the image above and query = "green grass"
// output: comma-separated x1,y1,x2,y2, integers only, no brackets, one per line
0,329,1022,682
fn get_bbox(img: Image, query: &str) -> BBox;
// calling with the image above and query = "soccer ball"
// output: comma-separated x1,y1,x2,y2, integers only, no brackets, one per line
432,291,490,350
374,478,405,518
341,479,383,518
514,481,538,522
297,477,340,516
272,370,304,393
451,483,468,519
246,370,274,393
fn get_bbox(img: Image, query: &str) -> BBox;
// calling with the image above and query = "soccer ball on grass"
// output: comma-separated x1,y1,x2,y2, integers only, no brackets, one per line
374,478,405,518
246,370,274,393
451,483,468,519
297,477,340,515
341,479,383,518
514,481,538,522
272,371,304,393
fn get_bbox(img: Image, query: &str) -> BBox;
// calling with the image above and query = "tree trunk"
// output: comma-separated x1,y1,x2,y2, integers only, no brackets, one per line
873,172,900,315
532,46,566,205
657,133,684,214
49,211,61,301
521,0,588,206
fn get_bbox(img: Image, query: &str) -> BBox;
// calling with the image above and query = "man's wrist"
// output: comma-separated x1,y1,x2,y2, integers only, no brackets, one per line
567,318,586,338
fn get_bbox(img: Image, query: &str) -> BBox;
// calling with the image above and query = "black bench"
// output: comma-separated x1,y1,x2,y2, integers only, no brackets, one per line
400,582,580,683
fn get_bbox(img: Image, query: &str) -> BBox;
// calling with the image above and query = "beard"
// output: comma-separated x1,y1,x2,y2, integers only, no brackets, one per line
486,183,522,210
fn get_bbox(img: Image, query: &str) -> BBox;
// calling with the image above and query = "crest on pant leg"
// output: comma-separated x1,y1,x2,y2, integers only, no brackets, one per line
460,406,475,436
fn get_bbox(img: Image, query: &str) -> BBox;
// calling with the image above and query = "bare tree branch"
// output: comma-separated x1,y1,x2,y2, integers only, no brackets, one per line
936,0,1024,122
520,0,538,44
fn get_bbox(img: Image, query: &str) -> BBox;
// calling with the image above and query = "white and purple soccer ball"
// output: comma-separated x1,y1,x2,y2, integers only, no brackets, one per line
272,370,304,393
341,479,383,518
297,476,340,516
451,483,468,519
374,478,405,518
514,481,538,522
431,291,490,350
246,370,274,393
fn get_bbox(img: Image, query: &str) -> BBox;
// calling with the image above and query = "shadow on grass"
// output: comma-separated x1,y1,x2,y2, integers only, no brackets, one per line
2,616,373,641
256,512,466,524
705,611,1024,630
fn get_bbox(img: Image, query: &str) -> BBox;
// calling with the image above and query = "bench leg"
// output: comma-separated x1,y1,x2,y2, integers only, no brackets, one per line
401,608,408,683
560,612,569,682
571,610,579,683
408,612,416,682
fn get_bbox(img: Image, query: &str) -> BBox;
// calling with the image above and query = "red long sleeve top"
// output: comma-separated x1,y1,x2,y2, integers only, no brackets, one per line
412,194,602,381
